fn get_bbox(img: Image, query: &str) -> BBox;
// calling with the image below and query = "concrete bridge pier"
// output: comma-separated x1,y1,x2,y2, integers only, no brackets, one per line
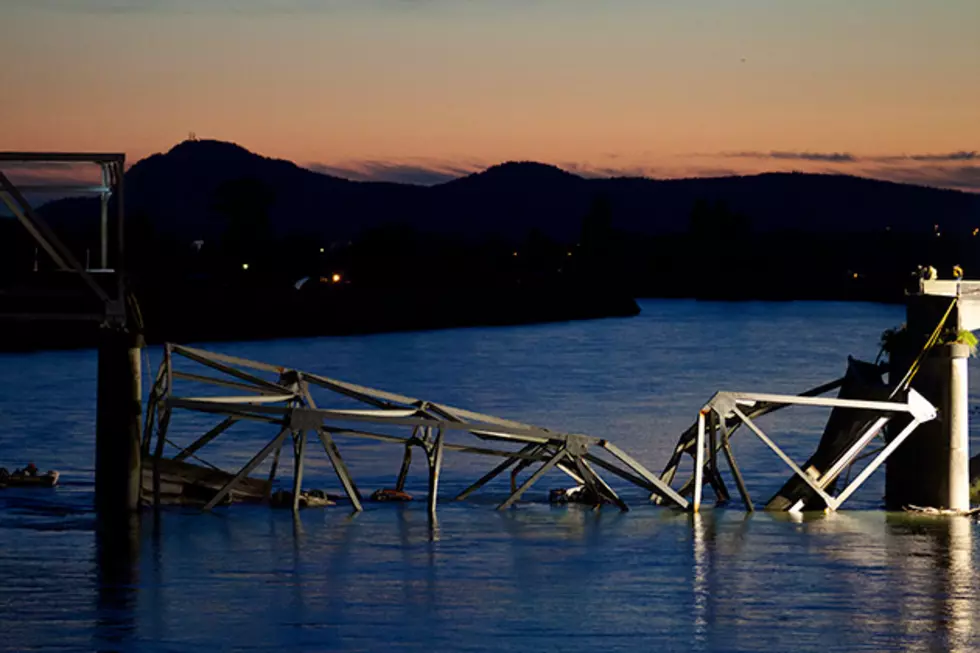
886,284,975,511
947,342,971,511
95,324,143,518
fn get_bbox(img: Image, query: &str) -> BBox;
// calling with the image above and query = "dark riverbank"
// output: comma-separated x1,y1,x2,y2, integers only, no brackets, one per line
0,282,640,352
141,281,641,344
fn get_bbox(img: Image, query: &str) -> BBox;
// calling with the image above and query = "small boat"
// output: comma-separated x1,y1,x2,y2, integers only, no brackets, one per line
0,467,59,488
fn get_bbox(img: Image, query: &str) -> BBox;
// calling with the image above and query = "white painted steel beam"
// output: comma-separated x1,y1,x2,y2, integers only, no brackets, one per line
828,419,924,510
664,386,939,513
717,391,924,414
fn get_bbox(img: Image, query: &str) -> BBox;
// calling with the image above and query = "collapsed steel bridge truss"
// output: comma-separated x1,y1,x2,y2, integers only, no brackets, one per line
144,344,689,513
658,379,938,513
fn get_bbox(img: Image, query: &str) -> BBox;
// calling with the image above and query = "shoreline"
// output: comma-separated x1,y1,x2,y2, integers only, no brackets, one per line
0,292,907,354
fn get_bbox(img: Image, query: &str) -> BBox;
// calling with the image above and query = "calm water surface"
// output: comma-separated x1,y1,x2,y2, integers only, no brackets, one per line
1,299,979,652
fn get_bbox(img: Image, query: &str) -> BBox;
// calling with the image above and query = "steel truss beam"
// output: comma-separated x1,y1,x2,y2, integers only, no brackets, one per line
662,387,937,513
145,345,690,515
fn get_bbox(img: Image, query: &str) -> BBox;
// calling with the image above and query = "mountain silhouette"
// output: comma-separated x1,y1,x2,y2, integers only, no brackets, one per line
38,139,980,247
11,138,980,348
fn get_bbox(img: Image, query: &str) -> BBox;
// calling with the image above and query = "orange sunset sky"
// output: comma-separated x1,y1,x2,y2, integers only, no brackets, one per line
3,0,979,190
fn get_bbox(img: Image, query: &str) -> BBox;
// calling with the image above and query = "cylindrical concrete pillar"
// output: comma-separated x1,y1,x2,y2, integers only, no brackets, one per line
948,343,971,511
95,326,143,516
887,296,973,510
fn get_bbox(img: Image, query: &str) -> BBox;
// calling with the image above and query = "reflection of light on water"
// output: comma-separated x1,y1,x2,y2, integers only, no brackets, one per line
693,512,708,646
805,511,978,651
428,514,441,543
946,516,973,653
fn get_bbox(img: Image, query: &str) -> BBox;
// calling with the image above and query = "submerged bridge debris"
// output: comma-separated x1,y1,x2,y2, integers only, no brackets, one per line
144,344,689,514
657,367,937,513
144,345,946,517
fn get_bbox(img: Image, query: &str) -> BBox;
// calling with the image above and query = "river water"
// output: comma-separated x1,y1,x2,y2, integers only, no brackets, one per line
1,299,978,652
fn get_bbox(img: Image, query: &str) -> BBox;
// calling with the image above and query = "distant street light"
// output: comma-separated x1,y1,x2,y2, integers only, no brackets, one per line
332,273,342,283
242,263,249,270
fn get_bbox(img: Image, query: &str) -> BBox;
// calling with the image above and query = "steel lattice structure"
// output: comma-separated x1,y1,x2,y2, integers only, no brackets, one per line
144,344,690,513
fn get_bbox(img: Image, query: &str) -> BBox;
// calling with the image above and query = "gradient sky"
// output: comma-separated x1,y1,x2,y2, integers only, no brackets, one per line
3,0,979,190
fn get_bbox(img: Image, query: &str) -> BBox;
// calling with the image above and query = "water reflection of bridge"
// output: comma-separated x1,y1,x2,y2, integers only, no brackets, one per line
85,507,978,651
692,511,977,652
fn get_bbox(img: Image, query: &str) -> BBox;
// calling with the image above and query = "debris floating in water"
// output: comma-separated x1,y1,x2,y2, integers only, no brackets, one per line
904,504,980,516
370,489,413,502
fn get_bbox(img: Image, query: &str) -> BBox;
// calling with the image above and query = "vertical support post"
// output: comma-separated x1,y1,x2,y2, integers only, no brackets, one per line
95,326,143,517
708,410,718,478
316,429,363,512
265,439,283,500
427,429,444,517
706,410,729,502
693,411,706,513
152,344,172,509
114,159,126,304
571,456,602,507
292,430,307,512
948,343,970,511
718,415,753,511
100,163,109,269
395,444,413,492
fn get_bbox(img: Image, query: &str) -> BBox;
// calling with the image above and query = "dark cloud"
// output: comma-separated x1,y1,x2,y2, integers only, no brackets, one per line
308,160,480,185
687,167,742,178
877,151,978,162
307,156,980,194
861,165,980,193
721,149,979,165
705,149,979,192
725,150,857,163
557,162,636,178
584,165,742,180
